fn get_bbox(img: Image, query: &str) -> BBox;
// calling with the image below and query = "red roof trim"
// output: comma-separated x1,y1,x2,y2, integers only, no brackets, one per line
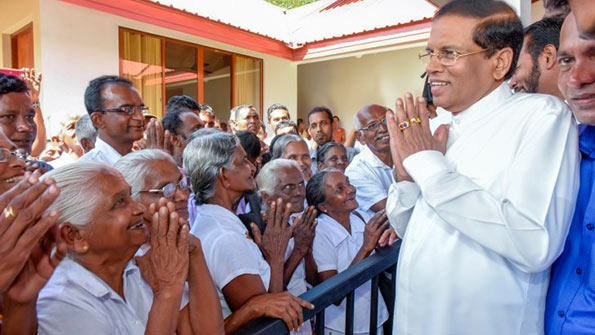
59,0,432,61
321,0,364,12
293,19,432,60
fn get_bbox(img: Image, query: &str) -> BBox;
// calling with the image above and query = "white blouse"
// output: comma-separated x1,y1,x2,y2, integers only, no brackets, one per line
313,212,388,334
190,203,271,318
387,84,580,335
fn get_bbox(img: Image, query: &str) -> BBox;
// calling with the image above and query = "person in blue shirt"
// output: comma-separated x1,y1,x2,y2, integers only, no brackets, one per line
545,12,595,335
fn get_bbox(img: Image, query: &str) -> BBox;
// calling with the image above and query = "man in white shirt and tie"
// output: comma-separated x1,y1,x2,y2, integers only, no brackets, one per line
79,75,147,165
385,1,580,334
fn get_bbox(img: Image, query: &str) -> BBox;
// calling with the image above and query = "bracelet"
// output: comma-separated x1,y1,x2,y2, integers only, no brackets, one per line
32,101,40,108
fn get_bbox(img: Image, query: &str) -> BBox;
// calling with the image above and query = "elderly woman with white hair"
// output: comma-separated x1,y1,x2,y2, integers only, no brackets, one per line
184,129,314,333
114,149,224,332
256,158,318,335
270,134,313,181
35,161,205,334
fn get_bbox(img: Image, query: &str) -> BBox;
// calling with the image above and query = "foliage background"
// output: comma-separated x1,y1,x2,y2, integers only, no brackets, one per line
265,0,320,9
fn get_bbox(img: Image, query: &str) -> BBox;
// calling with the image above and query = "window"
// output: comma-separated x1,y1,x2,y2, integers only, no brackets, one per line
119,28,263,120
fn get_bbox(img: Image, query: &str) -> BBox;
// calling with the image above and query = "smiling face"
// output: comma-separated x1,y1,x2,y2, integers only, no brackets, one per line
93,84,145,145
0,130,25,195
558,13,595,125
282,141,312,181
319,171,358,215
225,145,257,195
265,165,306,214
357,105,390,154
137,159,189,228
79,170,147,256
178,111,204,140
0,91,37,154
427,15,500,113
319,145,348,173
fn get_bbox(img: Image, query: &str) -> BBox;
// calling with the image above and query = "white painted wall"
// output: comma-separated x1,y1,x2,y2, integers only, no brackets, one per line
35,0,297,135
297,46,427,133
531,1,546,23
0,0,41,69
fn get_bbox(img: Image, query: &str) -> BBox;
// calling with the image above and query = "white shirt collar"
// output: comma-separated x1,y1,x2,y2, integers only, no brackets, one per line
451,83,512,128
57,257,140,299
318,213,365,247
360,145,390,169
94,137,124,165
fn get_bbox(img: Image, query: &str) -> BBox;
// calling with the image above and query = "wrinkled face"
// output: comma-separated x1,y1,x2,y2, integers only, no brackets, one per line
269,166,305,214
178,112,204,141
0,92,37,154
0,131,25,195
427,15,497,113
96,84,145,144
558,14,595,125
137,159,189,229
236,107,260,134
358,105,390,154
269,109,290,130
82,170,147,255
319,145,348,173
199,111,216,128
321,171,358,214
282,141,312,181
308,112,333,146
226,145,257,194
510,38,541,93
569,0,595,39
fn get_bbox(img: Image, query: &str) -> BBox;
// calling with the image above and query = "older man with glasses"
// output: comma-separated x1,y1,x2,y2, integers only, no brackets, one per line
385,1,579,334
79,75,148,166
345,104,394,217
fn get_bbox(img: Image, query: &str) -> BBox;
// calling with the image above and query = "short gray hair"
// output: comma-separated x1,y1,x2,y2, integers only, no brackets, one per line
200,104,214,115
271,134,305,160
257,159,301,197
75,114,98,144
114,149,176,201
41,161,114,228
230,104,255,122
183,129,238,205
353,114,363,131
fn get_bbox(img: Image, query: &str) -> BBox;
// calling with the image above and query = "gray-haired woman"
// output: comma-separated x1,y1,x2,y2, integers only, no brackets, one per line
36,161,203,334
271,134,312,181
184,129,314,333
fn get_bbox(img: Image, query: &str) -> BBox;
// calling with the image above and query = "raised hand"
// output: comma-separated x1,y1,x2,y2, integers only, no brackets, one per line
22,68,41,102
361,210,390,254
145,118,174,155
386,94,449,164
136,200,189,295
292,206,317,256
250,198,295,264
0,170,61,293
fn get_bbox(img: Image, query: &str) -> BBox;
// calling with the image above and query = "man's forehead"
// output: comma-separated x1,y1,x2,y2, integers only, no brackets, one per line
428,15,478,49
358,105,386,122
309,111,330,122
101,83,142,105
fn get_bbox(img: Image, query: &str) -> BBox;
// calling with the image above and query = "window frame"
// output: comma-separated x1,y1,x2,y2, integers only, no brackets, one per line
118,27,264,118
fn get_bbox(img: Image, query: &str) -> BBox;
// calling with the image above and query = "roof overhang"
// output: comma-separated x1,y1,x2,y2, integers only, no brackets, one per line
60,0,432,61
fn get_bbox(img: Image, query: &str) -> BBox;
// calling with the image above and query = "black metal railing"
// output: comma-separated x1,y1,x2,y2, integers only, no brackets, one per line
235,241,401,335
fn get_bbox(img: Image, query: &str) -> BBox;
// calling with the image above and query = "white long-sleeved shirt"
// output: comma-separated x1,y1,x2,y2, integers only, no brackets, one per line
387,85,580,335
78,137,123,166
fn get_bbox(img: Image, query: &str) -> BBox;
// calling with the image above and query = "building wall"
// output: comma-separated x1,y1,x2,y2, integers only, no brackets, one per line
36,0,297,135
531,1,546,23
0,0,41,69
297,46,426,133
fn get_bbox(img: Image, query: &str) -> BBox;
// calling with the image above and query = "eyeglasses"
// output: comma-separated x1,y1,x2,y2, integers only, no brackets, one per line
99,106,149,116
0,148,27,162
418,48,489,66
135,176,190,198
360,118,387,132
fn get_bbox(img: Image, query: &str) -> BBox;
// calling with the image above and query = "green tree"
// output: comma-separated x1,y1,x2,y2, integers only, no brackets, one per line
265,0,320,9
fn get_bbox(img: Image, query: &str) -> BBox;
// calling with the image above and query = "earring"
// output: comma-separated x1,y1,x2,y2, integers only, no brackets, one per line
82,244,89,252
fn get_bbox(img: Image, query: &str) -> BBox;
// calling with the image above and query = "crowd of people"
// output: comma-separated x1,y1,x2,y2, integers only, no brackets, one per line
0,0,593,334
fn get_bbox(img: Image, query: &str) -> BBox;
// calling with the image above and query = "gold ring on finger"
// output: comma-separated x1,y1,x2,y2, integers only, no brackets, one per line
409,117,421,124
3,206,15,218
398,121,410,131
